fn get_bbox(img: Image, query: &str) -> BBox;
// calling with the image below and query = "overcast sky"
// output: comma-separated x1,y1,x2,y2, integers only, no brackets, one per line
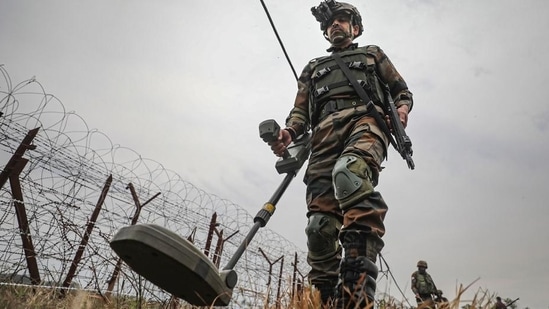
2,0,548,308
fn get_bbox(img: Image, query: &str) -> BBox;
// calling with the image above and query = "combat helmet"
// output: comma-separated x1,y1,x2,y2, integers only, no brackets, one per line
311,0,364,38
417,260,428,268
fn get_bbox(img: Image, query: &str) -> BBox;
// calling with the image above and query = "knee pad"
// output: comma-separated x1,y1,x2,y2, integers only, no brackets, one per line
305,213,341,261
332,155,374,209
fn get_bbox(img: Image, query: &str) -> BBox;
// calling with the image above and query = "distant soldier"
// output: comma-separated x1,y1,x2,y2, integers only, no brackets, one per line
411,260,439,308
494,296,506,309
435,289,449,308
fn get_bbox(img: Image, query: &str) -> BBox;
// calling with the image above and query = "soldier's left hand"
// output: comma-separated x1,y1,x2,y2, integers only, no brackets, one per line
397,105,409,128
385,105,410,130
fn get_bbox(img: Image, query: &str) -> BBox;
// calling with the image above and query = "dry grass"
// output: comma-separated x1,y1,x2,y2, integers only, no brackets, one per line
0,280,502,309
0,285,169,309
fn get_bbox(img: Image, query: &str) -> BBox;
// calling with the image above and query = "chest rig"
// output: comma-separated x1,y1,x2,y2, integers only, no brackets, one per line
416,273,435,295
308,45,385,125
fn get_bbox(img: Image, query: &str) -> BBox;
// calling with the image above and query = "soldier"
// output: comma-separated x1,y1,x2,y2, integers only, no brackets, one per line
494,296,506,309
435,290,449,309
411,260,439,308
267,0,413,307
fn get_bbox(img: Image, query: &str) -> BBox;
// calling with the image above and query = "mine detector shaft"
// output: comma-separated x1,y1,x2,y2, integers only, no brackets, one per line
109,119,310,306
224,119,311,271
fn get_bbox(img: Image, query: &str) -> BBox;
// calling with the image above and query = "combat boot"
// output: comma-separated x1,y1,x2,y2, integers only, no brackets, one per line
334,230,378,309
311,277,338,305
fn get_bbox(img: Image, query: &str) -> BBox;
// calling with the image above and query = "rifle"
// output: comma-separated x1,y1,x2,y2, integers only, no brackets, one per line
382,84,415,170
505,297,520,308
331,52,415,170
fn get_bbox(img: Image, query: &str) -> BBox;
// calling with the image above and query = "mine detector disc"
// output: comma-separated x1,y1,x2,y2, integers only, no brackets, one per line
109,224,237,306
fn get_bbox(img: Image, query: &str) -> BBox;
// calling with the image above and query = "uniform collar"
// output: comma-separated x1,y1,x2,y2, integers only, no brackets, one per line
327,42,358,53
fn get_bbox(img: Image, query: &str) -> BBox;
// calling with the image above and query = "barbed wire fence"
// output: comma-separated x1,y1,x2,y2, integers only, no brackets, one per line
0,64,310,308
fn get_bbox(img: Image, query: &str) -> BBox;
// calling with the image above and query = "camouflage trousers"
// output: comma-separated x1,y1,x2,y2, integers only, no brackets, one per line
416,295,436,309
304,104,389,284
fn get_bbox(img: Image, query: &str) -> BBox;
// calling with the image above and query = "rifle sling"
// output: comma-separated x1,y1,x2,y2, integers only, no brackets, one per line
331,52,398,150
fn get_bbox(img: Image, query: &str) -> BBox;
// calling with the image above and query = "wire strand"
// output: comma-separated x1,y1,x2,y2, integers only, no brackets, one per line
259,0,299,81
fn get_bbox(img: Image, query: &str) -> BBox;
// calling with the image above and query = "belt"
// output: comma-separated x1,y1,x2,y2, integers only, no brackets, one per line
317,98,369,122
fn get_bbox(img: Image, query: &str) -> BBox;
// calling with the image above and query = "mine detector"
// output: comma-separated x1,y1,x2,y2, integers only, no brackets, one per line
110,119,310,306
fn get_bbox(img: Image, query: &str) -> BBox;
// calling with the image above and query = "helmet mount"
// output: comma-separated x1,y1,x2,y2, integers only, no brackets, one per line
311,0,364,39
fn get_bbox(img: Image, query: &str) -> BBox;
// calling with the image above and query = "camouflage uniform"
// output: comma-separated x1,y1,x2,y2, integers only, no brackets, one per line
283,42,413,304
411,270,438,308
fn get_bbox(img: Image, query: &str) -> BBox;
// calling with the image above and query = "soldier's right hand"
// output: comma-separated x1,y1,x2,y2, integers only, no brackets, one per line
268,129,292,157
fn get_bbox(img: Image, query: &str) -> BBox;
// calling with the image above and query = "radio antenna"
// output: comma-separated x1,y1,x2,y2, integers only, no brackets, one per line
259,0,299,81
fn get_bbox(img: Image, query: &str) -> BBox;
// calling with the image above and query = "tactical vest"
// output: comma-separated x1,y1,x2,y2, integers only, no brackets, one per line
308,45,386,123
416,272,435,295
